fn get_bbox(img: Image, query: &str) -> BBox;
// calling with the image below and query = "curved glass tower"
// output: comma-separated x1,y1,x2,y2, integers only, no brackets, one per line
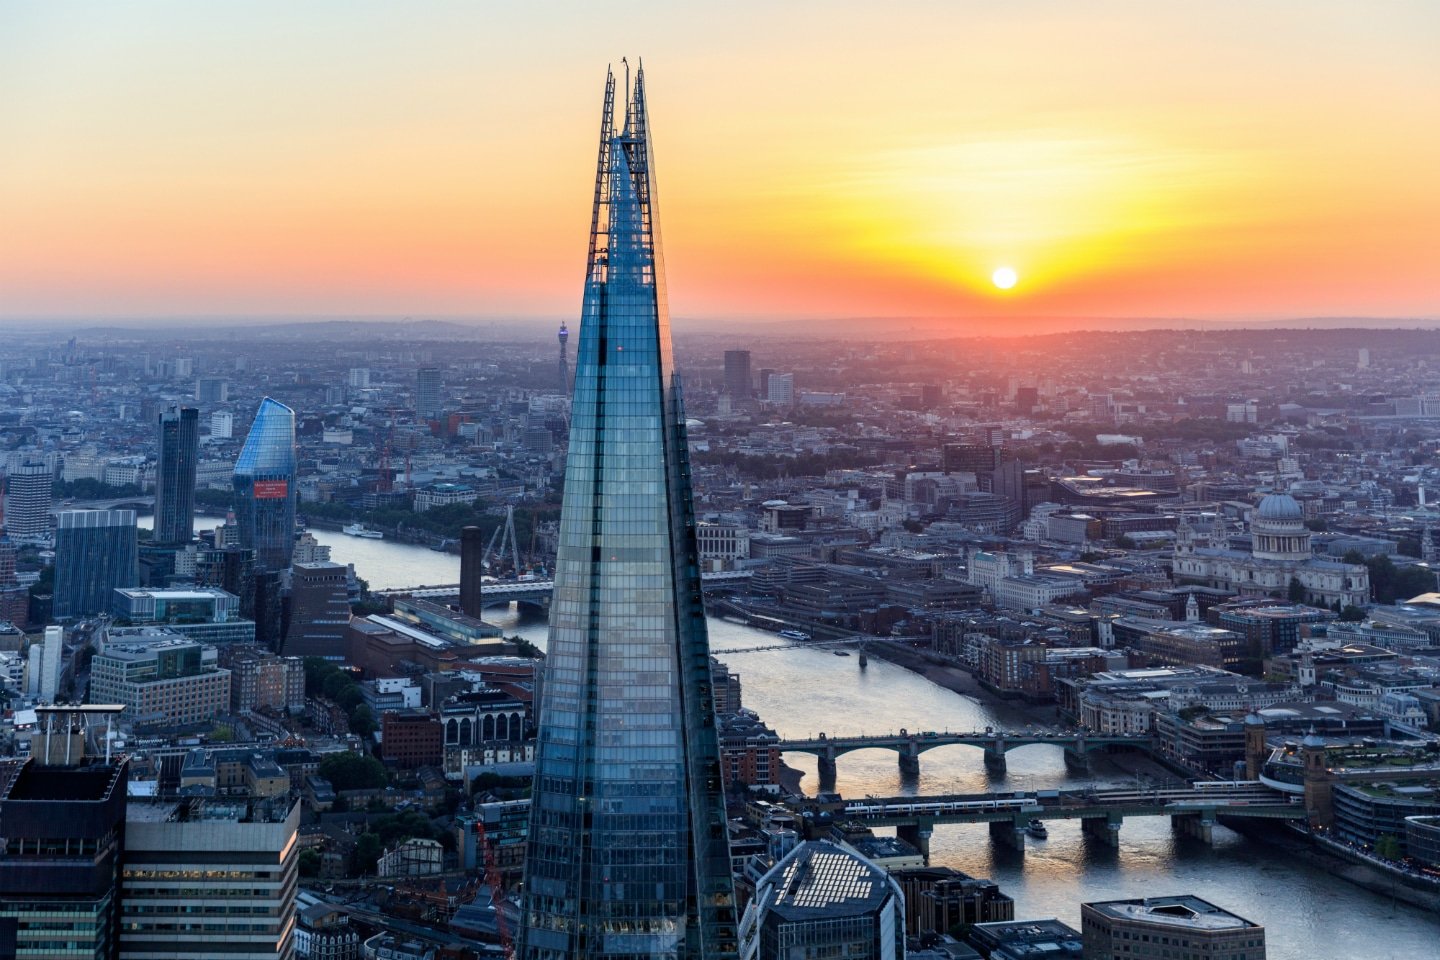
518,64,738,960
232,398,297,572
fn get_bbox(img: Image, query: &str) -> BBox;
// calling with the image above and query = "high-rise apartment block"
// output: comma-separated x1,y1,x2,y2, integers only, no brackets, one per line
4,461,53,538
518,65,738,960
766,372,794,406
724,349,753,400
28,624,64,703
154,406,199,544
415,366,442,419
53,510,139,620
233,398,297,572
210,410,234,439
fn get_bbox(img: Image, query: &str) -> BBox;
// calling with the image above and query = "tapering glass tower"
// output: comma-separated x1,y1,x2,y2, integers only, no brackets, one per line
232,398,297,572
518,64,738,960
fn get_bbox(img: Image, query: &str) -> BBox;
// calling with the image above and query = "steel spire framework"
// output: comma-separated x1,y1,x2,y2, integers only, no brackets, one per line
517,63,739,960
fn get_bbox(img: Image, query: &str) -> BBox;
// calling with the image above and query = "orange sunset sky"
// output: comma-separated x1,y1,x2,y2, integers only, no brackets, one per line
1,1,1437,328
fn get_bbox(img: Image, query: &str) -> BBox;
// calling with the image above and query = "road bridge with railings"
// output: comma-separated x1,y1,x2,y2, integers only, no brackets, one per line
811,781,1303,859
778,729,1154,779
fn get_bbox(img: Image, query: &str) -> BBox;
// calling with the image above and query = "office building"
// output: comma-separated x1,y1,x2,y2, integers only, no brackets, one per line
725,349,753,400
233,398,297,572
53,510,139,620
968,919,1083,958
518,65,738,960
195,377,229,403
122,798,300,960
282,562,352,659
766,372,794,406
90,631,230,727
347,367,371,389
738,841,905,960
154,405,199,544
112,587,254,644
4,461,53,538
1081,896,1265,959
0,729,129,960
416,366,442,419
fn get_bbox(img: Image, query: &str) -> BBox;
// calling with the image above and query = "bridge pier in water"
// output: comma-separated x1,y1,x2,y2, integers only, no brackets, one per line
898,742,920,776
895,821,933,864
1171,811,1216,844
983,737,1007,774
815,744,839,791
988,814,1027,851
1063,747,1091,773
1082,812,1124,848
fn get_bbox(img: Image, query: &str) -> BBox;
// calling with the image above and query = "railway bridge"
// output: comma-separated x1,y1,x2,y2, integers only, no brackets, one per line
777,729,1153,779
816,781,1302,860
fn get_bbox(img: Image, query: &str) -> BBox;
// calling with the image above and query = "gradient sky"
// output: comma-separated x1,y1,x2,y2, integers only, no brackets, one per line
2,1,1437,327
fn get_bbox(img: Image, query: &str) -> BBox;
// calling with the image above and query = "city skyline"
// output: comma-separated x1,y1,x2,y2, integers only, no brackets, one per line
2,2,1437,327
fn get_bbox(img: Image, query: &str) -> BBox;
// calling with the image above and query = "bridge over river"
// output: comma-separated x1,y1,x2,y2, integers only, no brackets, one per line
805,781,1303,859
374,569,752,607
778,729,1154,778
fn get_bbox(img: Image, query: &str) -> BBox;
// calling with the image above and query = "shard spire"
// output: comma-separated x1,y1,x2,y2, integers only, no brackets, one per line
517,64,739,960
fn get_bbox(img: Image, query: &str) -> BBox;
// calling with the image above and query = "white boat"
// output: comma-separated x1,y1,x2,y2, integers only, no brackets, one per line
1027,819,1048,839
342,523,384,539
779,629,811,642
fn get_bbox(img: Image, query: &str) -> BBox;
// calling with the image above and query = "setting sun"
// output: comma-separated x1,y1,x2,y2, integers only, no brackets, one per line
992,266,1018,290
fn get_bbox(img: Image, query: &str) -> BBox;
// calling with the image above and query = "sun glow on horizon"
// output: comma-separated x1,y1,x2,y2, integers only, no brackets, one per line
992,266,1018,290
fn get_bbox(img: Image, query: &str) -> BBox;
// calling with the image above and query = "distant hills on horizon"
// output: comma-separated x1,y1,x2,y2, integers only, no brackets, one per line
4,312,1439,343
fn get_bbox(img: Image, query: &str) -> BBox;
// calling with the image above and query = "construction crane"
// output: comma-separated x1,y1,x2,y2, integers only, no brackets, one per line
482,506,522,577
472,815,513,959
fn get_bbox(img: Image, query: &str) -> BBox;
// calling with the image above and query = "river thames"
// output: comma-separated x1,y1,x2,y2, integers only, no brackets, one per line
185,520,1440,954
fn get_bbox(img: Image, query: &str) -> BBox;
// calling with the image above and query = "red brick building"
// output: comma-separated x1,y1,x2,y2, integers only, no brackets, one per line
381,710,443,769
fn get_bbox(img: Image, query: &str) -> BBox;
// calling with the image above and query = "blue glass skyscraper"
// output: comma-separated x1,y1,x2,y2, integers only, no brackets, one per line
232,398,297,572
518,64,738,960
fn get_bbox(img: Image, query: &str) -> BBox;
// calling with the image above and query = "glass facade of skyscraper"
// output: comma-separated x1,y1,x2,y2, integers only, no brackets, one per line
232,398,297,572
154,405,199,545
53,509,139,620
518,66,738,960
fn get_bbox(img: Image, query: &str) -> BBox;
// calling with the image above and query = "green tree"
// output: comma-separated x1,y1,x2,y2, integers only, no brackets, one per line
348,704,378,739
1287,577,1306,604
1339,605,1367,622
321,671,352,701
298,849,322,878
318,751,387,791
1113,535,1136,549
1374,834,1402,861
351,832,384,875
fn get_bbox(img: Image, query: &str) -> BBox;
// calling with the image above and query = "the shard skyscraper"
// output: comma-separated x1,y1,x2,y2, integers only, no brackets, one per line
518,64,738,960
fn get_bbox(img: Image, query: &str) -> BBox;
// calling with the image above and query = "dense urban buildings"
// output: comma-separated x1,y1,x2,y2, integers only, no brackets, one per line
517,66,738,960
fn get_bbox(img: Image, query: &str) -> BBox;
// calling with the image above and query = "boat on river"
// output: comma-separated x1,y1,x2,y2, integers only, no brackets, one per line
342,523,384,539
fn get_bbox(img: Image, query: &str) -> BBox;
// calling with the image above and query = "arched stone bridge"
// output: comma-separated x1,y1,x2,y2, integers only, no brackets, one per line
778,729,1153,778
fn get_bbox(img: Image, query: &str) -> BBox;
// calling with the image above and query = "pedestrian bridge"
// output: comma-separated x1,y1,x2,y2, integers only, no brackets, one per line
821,781,1303,857
778,729,1154,777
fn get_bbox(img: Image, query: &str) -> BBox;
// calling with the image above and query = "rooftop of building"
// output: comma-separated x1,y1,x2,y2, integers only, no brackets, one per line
1084,895,1261,931
760,840,895,921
